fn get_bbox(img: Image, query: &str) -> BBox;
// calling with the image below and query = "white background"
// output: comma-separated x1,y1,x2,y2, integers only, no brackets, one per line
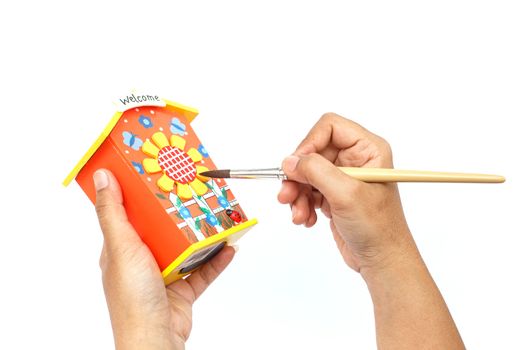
1,1,524,349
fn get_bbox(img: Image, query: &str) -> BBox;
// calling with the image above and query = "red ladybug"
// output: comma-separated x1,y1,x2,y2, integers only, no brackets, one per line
226,209,242,224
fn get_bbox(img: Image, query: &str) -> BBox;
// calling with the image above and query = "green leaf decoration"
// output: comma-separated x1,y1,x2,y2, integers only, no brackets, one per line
221,188,228,200
175,212,183,220
205,182,213,190
195,218,202,231
156,193,167,200
175,196,182,206
199,206,210,215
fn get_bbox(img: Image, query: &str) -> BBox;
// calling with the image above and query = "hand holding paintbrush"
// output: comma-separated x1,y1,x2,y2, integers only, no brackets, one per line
203,113,493,349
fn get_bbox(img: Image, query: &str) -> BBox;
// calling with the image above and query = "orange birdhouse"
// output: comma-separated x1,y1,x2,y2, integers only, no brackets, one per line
63,95,257,285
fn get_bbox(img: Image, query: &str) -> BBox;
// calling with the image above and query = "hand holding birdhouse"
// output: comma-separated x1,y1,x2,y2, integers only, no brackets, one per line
93,169,237,349
278,113,464,349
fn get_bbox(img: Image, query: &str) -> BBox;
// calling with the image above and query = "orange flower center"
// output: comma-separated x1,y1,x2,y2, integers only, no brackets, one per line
157,146,196,184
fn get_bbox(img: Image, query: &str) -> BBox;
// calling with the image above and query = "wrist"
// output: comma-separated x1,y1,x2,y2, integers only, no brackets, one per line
359,238,434,310
113,323,184,350
349,223,418,275
359,235,423,285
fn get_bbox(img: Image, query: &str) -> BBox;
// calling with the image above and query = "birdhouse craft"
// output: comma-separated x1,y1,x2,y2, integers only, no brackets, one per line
63,95,257,285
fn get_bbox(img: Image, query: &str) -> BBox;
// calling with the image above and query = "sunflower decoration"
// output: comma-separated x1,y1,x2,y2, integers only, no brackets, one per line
141,132,210,199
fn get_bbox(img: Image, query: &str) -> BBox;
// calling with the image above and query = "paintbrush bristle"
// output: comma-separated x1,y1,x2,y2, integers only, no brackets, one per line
199,169,231,178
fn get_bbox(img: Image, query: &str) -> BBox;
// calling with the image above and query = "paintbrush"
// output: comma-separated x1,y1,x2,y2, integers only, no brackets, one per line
199,167,505,183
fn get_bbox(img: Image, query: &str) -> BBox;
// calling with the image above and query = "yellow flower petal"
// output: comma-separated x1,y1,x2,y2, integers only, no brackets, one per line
189,178,208,196
157,174,175,192
177,183,192,199
152,132,170,148
143,158,162,174
142,139,160,158
196,165,210,182
170,135,186,150
187,148,202,162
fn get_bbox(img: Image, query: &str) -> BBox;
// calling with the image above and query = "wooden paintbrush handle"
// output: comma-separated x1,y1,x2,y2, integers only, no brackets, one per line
337,167,506,183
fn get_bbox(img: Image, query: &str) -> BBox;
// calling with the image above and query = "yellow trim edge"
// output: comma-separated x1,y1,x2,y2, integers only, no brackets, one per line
162,218,258,284
62,99,199,187
163,99,199,123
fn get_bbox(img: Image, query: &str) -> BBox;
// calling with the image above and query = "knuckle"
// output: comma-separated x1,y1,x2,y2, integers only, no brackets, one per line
379,136,392,154
95,201,111,218
95,202,120,223
305,152,323,162
95,210,112,230
299,153,323,173
302,153,317,166
375,136,394,165
320,112,341,123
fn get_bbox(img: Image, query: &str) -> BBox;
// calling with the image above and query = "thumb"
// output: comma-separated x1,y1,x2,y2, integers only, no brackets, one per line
93,169,139,249
282,154,361,210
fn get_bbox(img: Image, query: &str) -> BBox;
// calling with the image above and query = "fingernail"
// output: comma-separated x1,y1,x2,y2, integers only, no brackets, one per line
278,181,286,195
93,170,109,191
283,155,300,173
291,205,298,221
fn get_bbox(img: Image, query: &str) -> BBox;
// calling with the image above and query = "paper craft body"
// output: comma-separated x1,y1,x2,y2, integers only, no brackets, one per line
64,99,257,285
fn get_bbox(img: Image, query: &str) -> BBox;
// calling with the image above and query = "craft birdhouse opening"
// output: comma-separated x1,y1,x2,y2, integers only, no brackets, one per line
64,97,257,285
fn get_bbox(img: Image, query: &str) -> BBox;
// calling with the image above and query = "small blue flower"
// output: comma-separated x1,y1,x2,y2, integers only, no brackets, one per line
132,161,144,174
170,118,186,135
218,196,229,208
139,115,153,128
205,214,218,226
179,207,191,219
198,144,209,158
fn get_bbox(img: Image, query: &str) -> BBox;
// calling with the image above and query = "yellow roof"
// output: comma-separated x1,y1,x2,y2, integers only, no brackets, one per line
62,99,199,186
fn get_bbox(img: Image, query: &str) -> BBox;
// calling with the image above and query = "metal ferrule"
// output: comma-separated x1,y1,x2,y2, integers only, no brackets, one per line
229,168,287,180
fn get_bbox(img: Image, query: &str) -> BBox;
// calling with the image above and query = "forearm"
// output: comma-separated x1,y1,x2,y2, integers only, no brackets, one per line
361,239,465,350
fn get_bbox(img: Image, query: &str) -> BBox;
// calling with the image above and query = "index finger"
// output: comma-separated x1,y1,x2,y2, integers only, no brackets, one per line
294,113,370,158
